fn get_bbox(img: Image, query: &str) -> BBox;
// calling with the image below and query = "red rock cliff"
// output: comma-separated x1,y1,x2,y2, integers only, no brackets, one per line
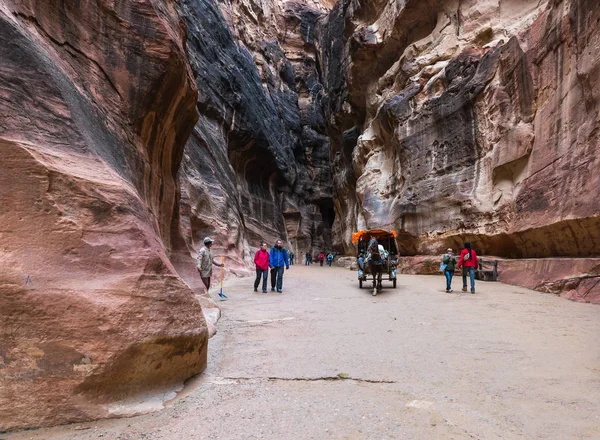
0,0,206,430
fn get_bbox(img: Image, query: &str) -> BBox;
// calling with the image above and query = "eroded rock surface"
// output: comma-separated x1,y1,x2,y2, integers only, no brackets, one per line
171,0,336,287
0,0,206,430
0,0,338,430
1,0,599,432
317,0,600,300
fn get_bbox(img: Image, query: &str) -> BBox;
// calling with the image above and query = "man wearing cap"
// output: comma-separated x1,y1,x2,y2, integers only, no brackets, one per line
196,237,224,293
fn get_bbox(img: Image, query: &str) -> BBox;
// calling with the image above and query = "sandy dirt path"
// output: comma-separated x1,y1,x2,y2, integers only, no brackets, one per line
7,265,600,440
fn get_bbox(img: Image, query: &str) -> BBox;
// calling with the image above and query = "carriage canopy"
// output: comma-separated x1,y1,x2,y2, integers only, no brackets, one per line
352,229,399,256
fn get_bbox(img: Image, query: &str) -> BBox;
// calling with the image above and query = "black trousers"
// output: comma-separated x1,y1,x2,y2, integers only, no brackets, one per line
254,269,268,291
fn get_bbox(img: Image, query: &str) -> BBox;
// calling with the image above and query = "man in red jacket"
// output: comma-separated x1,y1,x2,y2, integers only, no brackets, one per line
254,242,270,293
457,241,479,293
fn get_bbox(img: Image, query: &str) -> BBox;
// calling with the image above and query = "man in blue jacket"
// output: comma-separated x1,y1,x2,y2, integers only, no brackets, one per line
270,239,290,293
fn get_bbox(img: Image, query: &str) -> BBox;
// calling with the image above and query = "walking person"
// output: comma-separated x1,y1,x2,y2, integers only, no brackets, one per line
457,242,479,293
289,251,295,265
305,251,311,265
441,248,457,292
270,239,290,293
196,237,224,294
253,242,270,293
326,253,334,267
318,252,325,266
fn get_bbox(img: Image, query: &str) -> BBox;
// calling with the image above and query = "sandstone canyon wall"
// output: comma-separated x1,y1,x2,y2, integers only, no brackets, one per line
1,0,599,432
168,0,337,313
0,0,336,430
317,0,600,302
173,0,335,283
0,0,206,430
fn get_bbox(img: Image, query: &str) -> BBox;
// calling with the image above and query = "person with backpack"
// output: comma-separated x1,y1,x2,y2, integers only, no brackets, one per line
270,239,290,293
440,248,457,293
326,253,334,266
317,252,325,266
305,251,311,265
253,241,270,293
289,251,295,265
457,242,479,293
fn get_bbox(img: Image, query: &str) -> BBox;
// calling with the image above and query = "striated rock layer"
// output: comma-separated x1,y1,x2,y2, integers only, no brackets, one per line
317,0,600,301
171,0,335,283
0,0,207,430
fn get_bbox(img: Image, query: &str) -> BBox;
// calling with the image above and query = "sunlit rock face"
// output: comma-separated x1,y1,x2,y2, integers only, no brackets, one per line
317,0,600,301
172,0,336,284
0,0,206,430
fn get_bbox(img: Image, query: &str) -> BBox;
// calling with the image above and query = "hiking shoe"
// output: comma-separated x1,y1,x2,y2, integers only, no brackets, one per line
254,288,257,292
277,289,282,293
471,290,476,294
271,287,275,291
446,289,449,293
449,289,453,293
262,290,267,293
462,287,467,292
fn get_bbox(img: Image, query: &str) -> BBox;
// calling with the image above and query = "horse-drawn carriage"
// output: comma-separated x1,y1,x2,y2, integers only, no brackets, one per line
352,229,399,294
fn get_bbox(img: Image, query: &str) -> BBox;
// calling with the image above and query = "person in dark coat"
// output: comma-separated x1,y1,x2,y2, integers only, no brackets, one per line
270,239,290,293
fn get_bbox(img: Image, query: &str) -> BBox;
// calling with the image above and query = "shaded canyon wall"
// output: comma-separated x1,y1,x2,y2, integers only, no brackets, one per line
172,0,336,293
317,0,600,302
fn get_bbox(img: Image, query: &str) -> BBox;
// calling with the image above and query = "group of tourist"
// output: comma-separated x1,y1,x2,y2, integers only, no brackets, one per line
305,251,335,266
195,237,291,294
253,240,290,293
440,242,478,293
196,236,480,297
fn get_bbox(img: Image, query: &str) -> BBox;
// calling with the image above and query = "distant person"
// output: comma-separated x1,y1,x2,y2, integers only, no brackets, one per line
270,239,290,293
318,252,325,266
441,248,457,293
196,237,224,293
253,242,270,293
305,251,311,265
289,251,295,265
326,253,334,266
457,242,478,293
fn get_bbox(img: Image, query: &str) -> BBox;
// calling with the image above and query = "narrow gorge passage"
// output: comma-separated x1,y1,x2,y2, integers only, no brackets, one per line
12,268,599,440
